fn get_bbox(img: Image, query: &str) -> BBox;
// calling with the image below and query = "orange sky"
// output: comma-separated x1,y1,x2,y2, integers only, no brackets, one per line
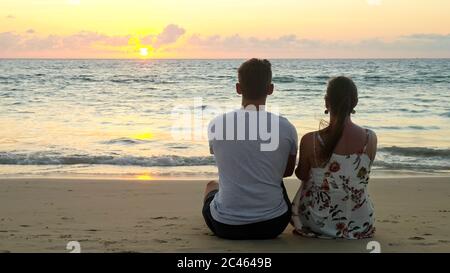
1,0,449,58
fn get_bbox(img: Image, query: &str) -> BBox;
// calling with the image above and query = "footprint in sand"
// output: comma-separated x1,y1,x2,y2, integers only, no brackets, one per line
138,216,182,226
380,219,399,224
414,242,438,246
150,216,180,220
35,234,52,238
408,236,425,240
102,240,117,247
150,216,165,220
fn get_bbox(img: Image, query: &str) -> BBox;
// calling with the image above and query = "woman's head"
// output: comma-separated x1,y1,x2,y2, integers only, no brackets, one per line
321,76,358,161
325,76,358,116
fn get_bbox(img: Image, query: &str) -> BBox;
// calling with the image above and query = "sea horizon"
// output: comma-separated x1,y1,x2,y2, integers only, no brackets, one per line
2,57,450,61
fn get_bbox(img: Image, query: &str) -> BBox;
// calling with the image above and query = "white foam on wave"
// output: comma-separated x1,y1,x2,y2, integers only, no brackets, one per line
378,146,450,158
0,152,215,167
1,147,449,172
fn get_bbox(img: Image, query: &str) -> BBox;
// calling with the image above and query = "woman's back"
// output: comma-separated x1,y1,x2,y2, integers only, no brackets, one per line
292,125,377,239
331,124,371,157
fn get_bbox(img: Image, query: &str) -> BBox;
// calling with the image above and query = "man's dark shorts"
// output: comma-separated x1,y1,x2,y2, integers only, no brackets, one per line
202,182,291,240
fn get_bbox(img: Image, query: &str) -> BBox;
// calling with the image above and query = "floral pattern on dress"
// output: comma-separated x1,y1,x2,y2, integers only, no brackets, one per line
291,151,376,240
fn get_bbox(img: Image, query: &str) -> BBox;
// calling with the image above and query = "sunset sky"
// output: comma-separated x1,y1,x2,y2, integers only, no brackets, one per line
1,0,449,58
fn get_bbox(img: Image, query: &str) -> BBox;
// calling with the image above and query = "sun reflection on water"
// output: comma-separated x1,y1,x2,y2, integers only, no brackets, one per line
136,173,154,181
132,132,154,140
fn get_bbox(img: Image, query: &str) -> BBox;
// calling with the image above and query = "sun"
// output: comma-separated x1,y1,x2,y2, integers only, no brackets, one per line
139,48,149,57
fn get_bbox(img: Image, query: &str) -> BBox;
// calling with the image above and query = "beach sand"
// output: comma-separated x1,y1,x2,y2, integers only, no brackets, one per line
0,176,449,253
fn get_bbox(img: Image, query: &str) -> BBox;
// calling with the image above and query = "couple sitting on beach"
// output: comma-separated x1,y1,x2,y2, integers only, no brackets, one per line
202,58,378,240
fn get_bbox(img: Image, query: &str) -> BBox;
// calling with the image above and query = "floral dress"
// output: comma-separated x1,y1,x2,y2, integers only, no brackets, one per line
291,130,376,239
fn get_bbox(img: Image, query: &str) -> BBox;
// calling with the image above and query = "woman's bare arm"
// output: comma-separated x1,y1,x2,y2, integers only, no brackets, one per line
295,133,312,181
367,130,378,161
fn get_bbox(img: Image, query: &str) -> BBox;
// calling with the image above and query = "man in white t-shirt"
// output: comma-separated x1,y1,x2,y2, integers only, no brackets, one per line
202,58,298,240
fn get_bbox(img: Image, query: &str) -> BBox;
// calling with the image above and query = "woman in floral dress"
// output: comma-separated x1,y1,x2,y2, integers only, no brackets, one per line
292,76,378,239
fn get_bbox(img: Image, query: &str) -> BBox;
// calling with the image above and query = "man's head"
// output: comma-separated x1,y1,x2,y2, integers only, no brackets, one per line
237,58,274,101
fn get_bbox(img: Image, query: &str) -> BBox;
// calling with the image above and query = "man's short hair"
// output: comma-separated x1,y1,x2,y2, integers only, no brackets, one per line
238,58,272,100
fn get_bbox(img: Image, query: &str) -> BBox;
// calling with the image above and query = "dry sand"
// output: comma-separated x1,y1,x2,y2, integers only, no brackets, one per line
0,176,449,253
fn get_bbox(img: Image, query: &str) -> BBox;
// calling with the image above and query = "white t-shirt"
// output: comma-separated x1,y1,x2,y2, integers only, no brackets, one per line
208,108,298,225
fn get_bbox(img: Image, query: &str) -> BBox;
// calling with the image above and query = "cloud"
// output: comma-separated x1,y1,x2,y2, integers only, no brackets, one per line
177,32,450,58
0,24,186,58
0,32,22,50
140,24,186,49
351,34,450,53
0,31,125,52
0,24,448,58
188,34,317,51
400,33,450,42
154,24,186,48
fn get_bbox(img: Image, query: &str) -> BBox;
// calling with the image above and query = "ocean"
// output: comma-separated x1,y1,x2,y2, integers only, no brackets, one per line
0,59,449,179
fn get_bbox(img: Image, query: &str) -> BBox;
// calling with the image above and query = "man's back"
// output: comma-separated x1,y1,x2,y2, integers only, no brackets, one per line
208,108,298,225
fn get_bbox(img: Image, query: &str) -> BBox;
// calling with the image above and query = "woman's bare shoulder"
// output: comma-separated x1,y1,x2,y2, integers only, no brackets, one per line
300,131,320,155
300,131,317,144
367,129,378,146
359,126,377,142
366,128,377,138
